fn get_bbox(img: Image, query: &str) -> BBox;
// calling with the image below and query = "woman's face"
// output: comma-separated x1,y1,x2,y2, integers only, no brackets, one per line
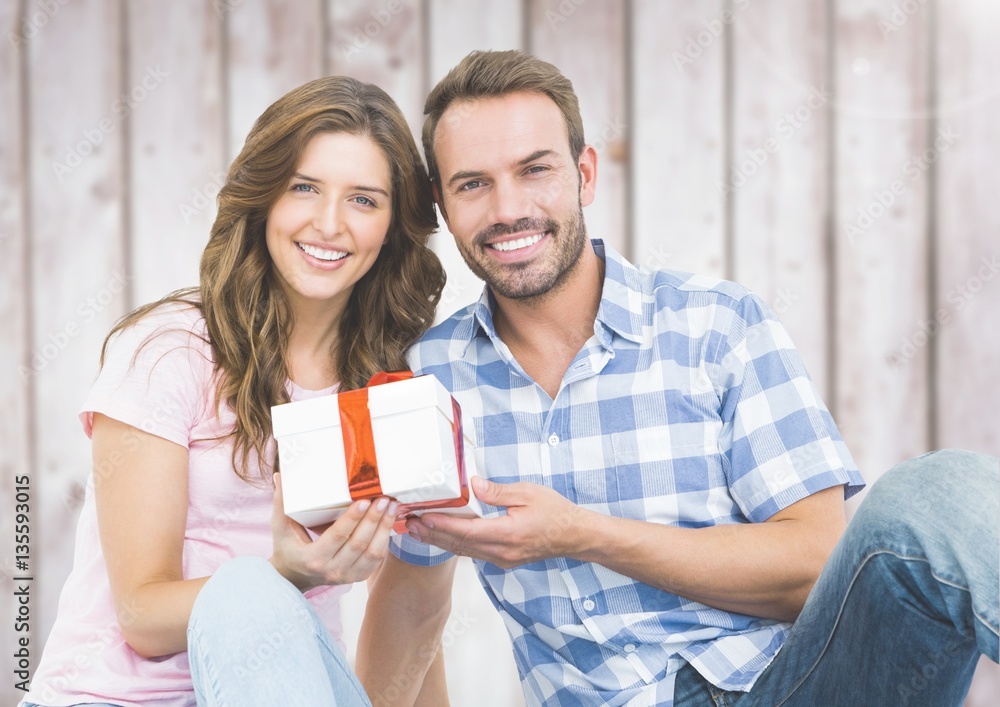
266,131,392,317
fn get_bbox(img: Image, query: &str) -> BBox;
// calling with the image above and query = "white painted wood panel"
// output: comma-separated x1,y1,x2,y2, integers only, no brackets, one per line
631,0,727,277
731,0,831,395
935,0,1000,455
128,0,224,305
27,0,127,662
1,2,32,700
530,0,628,256
833,0,931,498
226,0,324,161
327,0,427,139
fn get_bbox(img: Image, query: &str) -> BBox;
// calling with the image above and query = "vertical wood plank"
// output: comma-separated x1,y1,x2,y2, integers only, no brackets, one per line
1,1,32,697
631,0,727,277
226,0,324,162
327,0,426,137
730,0,831,394
529,0,628,255
936,3,1000,699
27,0,126,658
834,0,930,496
935,0,1000,455
128,1,224,305
426,0,523,322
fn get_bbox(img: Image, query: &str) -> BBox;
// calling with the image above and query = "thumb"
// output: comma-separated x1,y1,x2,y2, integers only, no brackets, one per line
472,476,527,507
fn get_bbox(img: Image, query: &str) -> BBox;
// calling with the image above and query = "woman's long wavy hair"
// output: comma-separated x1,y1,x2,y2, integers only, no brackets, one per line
101,76,445,482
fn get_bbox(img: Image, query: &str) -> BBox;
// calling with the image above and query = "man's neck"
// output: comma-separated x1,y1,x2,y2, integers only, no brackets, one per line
491,244,605,394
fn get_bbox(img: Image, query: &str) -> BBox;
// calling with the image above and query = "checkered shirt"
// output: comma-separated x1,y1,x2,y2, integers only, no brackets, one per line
391,239,864,706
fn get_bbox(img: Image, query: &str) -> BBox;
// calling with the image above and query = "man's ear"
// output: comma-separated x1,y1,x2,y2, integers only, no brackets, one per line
432,180,449,224
578,144,598,208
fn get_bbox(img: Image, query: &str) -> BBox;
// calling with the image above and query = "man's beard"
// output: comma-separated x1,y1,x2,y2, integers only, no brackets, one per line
456,204,588,302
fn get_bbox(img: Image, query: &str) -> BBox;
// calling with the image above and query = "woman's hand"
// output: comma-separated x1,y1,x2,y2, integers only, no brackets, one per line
269,472,398,592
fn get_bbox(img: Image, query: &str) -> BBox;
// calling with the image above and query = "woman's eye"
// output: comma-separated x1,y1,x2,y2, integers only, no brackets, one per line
291,183,316,193
353,195,376,207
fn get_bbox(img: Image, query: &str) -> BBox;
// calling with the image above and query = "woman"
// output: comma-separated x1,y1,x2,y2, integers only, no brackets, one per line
21,76,447,706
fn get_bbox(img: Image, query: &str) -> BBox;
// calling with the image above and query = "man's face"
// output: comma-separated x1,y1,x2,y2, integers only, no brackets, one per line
432,91,596,301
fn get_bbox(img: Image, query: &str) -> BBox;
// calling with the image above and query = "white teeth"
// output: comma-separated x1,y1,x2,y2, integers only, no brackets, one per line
297,242,349,262
488,233,544,252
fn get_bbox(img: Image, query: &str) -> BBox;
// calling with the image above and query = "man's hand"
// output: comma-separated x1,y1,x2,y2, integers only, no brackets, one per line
405,477,591,568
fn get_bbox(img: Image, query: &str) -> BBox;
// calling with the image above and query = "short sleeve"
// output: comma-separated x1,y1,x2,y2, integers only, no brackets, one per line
80,305,212,449
715,294,865,522
389,531,455,566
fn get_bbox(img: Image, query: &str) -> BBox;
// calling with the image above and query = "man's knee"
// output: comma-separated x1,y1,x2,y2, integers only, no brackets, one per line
852,449,998,545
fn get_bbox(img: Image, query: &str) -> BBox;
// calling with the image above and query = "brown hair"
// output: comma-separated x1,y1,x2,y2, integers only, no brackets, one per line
102,76,444,482
422,49,586,185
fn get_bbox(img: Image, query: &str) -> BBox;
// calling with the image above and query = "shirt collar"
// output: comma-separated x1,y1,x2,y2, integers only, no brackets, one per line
463,238,646,355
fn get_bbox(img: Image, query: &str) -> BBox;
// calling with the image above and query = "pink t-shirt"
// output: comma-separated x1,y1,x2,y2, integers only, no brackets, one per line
24,303,350,707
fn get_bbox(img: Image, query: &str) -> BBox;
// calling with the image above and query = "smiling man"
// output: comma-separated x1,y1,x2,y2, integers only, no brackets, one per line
356,50,999,706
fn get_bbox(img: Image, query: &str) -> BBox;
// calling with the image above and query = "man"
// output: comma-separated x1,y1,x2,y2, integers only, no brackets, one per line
357,50,999,706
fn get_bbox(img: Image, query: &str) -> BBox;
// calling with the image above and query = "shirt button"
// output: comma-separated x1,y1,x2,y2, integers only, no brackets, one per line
582,599,595,611
624,643,637,653
547,433,560,447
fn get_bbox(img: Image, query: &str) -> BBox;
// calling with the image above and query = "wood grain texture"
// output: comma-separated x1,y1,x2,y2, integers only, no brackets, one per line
226,0,324,161
731,0,831,395
631,0,727,277
529,0,628,255
833,0,931,497
128,0,224,305
1,1,32,698
425,0,523,322
27,0,126,664
934,0,1000,455
327,0,426,138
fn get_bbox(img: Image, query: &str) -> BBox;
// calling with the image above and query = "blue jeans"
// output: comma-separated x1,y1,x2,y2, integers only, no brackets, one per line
186,556,371,706
675,449,999,706
21,558,371,707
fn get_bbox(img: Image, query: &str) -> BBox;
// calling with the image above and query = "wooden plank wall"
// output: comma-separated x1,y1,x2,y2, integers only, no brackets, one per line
1,1,997,705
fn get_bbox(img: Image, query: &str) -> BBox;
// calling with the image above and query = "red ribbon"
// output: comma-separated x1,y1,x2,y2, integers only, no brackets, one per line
340,371,470,515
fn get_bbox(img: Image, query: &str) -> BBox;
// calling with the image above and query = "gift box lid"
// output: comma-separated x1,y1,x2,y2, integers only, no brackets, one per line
271,374,460,438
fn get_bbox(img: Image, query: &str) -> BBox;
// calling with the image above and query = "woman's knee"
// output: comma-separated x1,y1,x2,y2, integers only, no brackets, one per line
190,556,311,634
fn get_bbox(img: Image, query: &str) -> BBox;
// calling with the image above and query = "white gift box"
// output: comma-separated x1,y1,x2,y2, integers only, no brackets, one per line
271,374,483,528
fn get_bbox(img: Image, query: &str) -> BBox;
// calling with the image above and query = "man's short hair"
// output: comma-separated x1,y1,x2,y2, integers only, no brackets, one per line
422,49,586,185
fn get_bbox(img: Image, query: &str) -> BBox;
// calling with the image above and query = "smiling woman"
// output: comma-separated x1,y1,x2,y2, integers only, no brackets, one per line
19,77,446,707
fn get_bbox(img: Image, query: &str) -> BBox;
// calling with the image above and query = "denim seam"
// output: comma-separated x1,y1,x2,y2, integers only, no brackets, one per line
770,548,984,707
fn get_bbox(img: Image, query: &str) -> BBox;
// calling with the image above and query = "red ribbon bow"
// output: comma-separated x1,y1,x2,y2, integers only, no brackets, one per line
339,371,470,517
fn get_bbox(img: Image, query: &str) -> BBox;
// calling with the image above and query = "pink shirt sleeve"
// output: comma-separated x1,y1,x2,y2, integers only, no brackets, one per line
79,305,213,449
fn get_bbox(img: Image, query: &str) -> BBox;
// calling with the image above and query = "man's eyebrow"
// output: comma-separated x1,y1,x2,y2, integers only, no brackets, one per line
517,149,557,166
291,172,388,196
445,149,559,188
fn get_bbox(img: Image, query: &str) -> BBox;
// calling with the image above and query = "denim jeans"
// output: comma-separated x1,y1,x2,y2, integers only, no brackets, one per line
21,556,371,706
186,555,371,706
675,449,999,706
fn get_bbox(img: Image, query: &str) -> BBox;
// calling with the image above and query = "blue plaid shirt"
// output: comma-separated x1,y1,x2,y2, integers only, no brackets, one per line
391,240,864,706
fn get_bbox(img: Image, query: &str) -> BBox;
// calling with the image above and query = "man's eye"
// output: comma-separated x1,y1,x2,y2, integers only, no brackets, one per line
526,165,548,174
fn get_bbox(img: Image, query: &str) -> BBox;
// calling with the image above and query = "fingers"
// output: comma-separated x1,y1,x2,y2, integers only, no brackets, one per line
313,497,397,577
